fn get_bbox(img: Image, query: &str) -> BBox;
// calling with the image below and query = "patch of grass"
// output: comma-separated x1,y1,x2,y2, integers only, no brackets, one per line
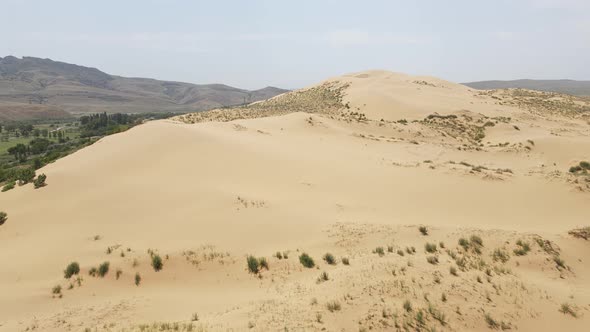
492,249,510,263
52,285,62,295
403,300,412,312
134,273,141,286
259,257,269,270
559,303,578,317
317,271,329,282
513,240,531,256
554,256,566,269
299,253,315,268
416,310,425,326
275,252,283,259
387,245,394,253
151,254,163,271
429,305,447,326
374,246,385,256
419,226,429,235
2,181,15,192
341,257,350,265
568,227,590,240
247,255,259,274
458,238,470,250
326,300,341,312
64,262,80,279
323,252,336,265
0,211,7,225
426,256,439,265
425,242,437,253
97,262,110,277
470,235,483,247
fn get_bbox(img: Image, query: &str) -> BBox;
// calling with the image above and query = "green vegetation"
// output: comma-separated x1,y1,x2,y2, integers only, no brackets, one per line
326,300,341,312
52,285,62,295
513,240,531,256
247,256,259,273
151,254,163,271
33,173,47,188
419,226,428,235
492,248,510,263
98,262,110,277
323,252,336,265
299,253,315,268
2,181,15,192
560,303,578,317
317,271,329,282
64,262,80,279
259,257,269,270
135,272,141,286
403,300,412,312
425,242,437,253
0,211,6,225
374,246,385,256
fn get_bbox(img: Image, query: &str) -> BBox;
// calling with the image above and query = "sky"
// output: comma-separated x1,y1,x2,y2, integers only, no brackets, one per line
1,0,589,90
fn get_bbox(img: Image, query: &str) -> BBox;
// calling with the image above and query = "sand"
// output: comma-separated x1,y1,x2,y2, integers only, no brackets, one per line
1,70,589,331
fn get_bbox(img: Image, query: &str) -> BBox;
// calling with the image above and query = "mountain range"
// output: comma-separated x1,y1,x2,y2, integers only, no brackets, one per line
463,79,590,96
0,56,288,121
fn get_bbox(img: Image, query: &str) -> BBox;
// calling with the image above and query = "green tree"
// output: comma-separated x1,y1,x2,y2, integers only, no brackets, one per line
34,174,47,188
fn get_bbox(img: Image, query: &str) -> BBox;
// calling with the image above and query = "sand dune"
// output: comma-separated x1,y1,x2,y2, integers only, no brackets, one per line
1,70,589,331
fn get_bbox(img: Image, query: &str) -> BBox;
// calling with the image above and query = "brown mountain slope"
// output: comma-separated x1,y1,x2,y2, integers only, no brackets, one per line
0,56,288,119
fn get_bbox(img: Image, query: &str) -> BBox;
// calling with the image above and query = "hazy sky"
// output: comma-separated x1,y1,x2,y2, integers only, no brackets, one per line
1,0,589,89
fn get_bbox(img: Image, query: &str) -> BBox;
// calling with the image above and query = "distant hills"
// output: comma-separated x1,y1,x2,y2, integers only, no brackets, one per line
0,56,288,121
463,79,590,96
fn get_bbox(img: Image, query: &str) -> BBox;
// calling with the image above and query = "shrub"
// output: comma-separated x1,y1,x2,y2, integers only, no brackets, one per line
151,254,163,271
426,256,439,265
374,246,385,256
397,249,405,256
425,243,437,253
2,181,15,192
98,262,110,277
299,253,315,268
554,256,566,269
341,257,350,265
419,226,428,235
403,300,412,312
513,240,531,256
458,238,470,250
318,271,329,282
275,252,283,259
441,293,447,302
439,242,445,249
560,303,577,317
0,211,7,225
470,235,483,247
116,269,123,280
485,313,499,329
135,272,141,286
259,257,269,270
52,285,62,295
282,251,289,259
569,165,582,173
247,256,259,274
580,161,590,170
416,310,425,326
387,245,394,253
33,174,47,188
88,267,98,277
323,253,336,265
326,301,341,312
64,262,80,279
492,249,510,263
450,266,458,276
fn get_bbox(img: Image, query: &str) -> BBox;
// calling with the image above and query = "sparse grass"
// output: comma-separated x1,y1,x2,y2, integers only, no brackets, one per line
247,255,259,274
98,262,110,277
458,238,470,250
419,226,429,235
88,267,97,277
341,257,350,265
397,249,405,256
374,246,385,256
492,248,510,263
485,313,499,329
403,300,412,312
299,253,315,268
425,242,437,253
275,252,283,259
450,266,458,276
568,227,590,240
470,235,483,247
554,256,566,269
326,300,341,312
387,245,394,253
323,252,336,265
151,254,163,272
317,271,329,282
426,256,439,265
559,303,578,317
191,312,199,321
64,262,80,279
513,240,531,256
429,305,447,326
134,272,141,286
416,310,425,326
259,257,269,270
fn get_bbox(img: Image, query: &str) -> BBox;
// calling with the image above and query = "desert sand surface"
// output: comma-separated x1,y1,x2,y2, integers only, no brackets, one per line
1,70,590,331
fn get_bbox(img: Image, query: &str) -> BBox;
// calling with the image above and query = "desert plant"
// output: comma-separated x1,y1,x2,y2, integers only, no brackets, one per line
341,257,350,265
403,300,412,312
191,312,199,321
458,238,470,250
318,271,329,282
554,256,566,269
397,249,405,256
441,293,447,302
275,252,283,259
2,181,15,192
52,285,62,295
315,312,322,323
492,249,510,263
387,245,394,253
0,211,7,225
427,256,439,265
419,226,429,235
134,272,141,286
64,262,80,279
259,257,269,270
580,161,590,170
98,262,110,277
116,269,122,280
450,266,458,276
88,267,98,277
247,256,259,273
374,246,385,256
485,313,499,329
326,300,341,312
299,253,315,268
560,303,577,317
425,242,437,253
470,235,483,247
513,240,531,256
416,310,425,326
33,174,47,188
323,252,336,265
151,254,163,271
